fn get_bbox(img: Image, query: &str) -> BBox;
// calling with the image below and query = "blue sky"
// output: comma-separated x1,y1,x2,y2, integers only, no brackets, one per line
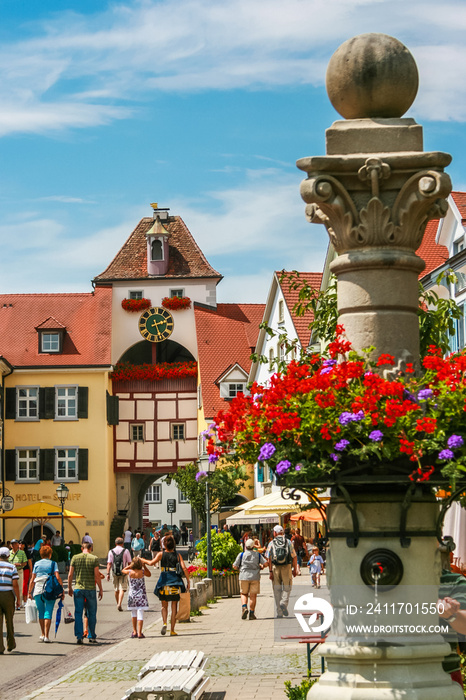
1,0,466,302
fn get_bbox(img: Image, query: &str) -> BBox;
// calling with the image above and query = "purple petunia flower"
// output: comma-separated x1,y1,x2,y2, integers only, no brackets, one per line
208,454,218,464
276,460,291,476
403,389,417,403
330,453,340,462
295,464,302,472
418,389,433,401
320,366,333,375
369,430,384,442
335,439,350,452
338,410,365,425
439,449,455,461
196,471,207,481
447,435,464,449
253,393,263,403
258,442,276,461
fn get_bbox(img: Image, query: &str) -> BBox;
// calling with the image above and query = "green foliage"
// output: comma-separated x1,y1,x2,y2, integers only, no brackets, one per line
190,609,203,616
284,675,317,699
419,270,463,357
172,461,248,526
196,531,242,570
51,545,68,562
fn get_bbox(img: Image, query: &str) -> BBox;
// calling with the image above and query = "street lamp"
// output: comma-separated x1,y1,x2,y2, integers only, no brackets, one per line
56,483,69,541
198,454,215,579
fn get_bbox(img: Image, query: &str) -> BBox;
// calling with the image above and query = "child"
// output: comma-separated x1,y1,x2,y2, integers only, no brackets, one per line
309,547,324,588
122,556,151,639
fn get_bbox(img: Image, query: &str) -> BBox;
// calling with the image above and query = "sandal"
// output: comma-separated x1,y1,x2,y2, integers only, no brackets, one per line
131,632,137,638
138,633,145,639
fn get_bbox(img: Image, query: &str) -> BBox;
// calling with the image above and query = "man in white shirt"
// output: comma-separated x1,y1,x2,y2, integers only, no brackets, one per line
51,531,64,547
106,537,132,611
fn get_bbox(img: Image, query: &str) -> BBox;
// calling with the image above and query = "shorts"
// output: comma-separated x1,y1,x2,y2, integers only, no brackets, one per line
112,574,128,592
240,579,260,595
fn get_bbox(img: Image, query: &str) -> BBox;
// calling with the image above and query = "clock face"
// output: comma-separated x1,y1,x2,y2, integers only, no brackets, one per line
138,307,174,343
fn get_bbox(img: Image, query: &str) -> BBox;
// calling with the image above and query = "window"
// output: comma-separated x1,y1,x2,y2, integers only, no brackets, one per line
179,490,188,503
145,484,161,503
229,383,244,398
17,387,39,420
454,237,465,255
56,448,77,481
151,238,163,261
130,424,145,442
17,448,39,481
198,432,207,455
172,423,185,441
268,348,274,371
170,289,184,298
278,299,285,323
278,344,285,362
197,384,202,409
56,386,77,420
129,290,143,300
41,332,61,353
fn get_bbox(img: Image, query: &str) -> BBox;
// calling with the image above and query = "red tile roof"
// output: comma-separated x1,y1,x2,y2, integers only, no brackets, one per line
0,286,112,367
35,316,66,330
195,303,265,418
451,191,466,221
279,271,323,347
94,216,221,282
417,219,449,278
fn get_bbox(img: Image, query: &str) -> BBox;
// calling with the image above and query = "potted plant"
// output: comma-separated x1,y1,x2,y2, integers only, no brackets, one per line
191,532,242,597
121,298,151,312
161,296,191,311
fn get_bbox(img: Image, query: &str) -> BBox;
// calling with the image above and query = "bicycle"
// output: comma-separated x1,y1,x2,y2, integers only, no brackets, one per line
187,544,196,563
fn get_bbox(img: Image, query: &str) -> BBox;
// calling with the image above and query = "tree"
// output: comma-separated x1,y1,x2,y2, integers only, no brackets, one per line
172,462,248,526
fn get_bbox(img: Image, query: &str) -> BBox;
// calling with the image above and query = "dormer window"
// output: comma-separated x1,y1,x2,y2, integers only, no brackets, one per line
36,317,66,354
216,363,249,401
151,239,163,261
41,332,61,353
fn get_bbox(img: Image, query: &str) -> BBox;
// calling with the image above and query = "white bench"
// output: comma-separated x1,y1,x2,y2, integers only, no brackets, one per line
123,650,209,700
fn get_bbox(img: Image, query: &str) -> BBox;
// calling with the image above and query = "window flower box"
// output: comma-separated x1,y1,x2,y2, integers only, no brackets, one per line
162,296,191,311
121,298,151,312
110,361,197,382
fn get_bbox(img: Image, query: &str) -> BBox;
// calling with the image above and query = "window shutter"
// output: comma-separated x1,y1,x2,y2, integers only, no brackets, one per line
39,449,55,481
79,449,89,480
257,464,264,483
5,388,16,419
4,449,16,481
39,388,55,419
106,391,119,425
77,387,88,419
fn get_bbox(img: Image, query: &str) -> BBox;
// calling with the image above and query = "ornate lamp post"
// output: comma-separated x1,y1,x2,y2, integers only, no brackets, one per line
56,483,69,542
298,34,461,699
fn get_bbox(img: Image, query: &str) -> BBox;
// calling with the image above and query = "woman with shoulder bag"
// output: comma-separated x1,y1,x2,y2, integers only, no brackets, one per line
141,535,190,636
28,545,64,643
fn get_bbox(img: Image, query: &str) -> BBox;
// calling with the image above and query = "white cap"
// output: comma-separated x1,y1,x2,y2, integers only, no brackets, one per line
245,539,255,549
274,525,284,534
0,546,10,558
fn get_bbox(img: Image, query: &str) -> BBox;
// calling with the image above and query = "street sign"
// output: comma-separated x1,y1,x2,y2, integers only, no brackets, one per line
167,499,176,513
1,495,14,511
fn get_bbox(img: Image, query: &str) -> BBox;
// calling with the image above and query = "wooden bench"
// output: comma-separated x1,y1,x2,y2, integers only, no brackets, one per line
281,634,327,675
122,650,209,700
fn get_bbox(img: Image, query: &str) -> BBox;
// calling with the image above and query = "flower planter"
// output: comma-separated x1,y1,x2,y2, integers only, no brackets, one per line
121,298,151,312
190,572,240,597
161,296,191,311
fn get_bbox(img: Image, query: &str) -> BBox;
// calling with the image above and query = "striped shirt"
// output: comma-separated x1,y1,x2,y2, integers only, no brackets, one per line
0,560,19,592
70,553,99,590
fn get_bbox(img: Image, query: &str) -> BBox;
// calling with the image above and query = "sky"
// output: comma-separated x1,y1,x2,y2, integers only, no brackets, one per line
1,0,466,303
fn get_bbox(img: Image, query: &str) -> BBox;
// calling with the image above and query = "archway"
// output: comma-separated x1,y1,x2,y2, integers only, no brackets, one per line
118,339,195,365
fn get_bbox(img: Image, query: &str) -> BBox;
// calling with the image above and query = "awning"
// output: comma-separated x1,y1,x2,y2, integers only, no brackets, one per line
226,511,280,526
0,501,85,520
234,489,313,514
290,509,324,522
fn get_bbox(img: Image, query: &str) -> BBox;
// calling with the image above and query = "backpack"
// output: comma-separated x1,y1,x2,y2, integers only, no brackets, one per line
42,564,63,601
112,549,124,576
271,537,292,566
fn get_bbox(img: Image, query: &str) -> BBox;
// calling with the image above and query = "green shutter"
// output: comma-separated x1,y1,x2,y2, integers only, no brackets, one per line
4,449,16,481
5,388,16,419
39,388,55,419
78,387,88,419
79,449,88,480
39,449,55,481
106,391,119,425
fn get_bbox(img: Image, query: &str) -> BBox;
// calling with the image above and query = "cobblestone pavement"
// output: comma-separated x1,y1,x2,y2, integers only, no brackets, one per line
23,570,322,700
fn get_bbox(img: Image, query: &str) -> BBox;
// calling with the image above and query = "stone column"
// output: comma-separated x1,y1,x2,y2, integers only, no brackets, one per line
297,34,462,699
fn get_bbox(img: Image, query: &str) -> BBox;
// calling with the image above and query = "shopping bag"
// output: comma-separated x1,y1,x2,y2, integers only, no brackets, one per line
63,603,75,624
25,598,38,624
176,590,191,621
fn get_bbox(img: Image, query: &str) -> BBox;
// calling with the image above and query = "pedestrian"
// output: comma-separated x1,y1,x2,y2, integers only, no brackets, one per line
266,524,298,618
131,531,145,558
32,535,44,564
28,545,64,643
8,539,27,610
106,537,132,611
19,540,33,607
145,534,190,636
124,527,132,554
122,556,151,638
150,530,161,567
291,529,305,575
180,522,188,546
51,530,64,547
0,546,20,654
308,547,325,588
68,542,103,644
81,532,93,546
233,538,267,620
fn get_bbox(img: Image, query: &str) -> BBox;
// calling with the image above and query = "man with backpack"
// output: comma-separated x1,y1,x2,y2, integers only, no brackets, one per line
233,539,267,620
266,525,298,618
106,537,132,611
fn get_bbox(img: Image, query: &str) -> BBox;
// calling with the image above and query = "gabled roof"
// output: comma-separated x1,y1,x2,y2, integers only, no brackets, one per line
35,316,66,331
0,287,112,368
451,191,466,222
93,216,221,282
215,362,249,385
279,271,323,347
194,303,265,419
417,219,449,278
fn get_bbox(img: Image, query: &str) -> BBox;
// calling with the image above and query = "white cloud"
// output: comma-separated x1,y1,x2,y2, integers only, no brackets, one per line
37,196,96,204
0,0,464,135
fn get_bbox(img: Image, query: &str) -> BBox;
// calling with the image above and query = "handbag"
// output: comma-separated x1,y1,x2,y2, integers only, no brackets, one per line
25,598,38,624
176,554,184,578
63,603,74,624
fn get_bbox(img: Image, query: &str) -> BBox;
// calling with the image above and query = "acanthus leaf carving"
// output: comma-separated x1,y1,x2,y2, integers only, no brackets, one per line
355,197,394,247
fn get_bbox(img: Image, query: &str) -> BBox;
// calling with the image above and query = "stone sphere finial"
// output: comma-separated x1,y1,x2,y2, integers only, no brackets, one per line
326,33,419,120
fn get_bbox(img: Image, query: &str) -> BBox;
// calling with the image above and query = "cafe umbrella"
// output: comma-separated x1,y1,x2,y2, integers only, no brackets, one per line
0,501,85,536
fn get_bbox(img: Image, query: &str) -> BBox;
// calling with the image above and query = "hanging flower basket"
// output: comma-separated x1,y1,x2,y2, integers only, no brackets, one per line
161,296,191,311
111,361,197,382
121,298,151,312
